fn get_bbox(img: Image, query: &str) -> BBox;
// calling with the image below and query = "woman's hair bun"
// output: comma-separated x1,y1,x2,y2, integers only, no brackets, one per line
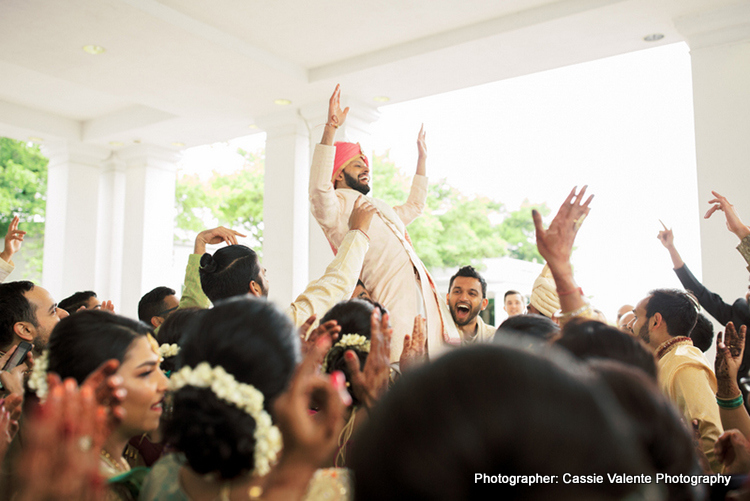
200,253,217,273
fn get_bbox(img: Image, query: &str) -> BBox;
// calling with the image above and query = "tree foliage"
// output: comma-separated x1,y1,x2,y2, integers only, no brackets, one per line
0,137,48,279
372,152,548,268
175,148,264,254
174,147,548,269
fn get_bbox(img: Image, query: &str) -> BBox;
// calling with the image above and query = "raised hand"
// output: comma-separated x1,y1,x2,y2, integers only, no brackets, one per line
75,359,127,443
99,300,115,313
532,186,593,272
705,191,750,240
327,84,349,129
301,318,341,359
417,124,427,158
15,378,107,501
1,215,26,264
344,309,392,410
400,315,426,373
348,196,377,234
657,220,674,249
715,321,746,398
194,226,246,254
272,330,344,468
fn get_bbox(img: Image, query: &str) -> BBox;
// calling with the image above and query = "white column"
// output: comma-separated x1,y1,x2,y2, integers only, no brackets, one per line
41,142,111,301
300,101,380,282
96,155,127,306
116,144,179,318
257,110,311,306
676,4,750,300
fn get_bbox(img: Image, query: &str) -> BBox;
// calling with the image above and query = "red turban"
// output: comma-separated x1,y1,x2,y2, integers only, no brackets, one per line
333,142,369,181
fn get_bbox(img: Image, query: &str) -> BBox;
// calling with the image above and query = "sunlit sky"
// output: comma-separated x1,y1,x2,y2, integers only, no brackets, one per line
180,42,701,322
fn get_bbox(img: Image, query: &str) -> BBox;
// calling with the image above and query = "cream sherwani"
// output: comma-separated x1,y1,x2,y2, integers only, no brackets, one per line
0,259,13,283
310,144,460,362
459,316,496,345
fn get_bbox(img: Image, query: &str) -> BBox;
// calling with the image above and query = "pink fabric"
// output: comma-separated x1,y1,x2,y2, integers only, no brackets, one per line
332,142,368,181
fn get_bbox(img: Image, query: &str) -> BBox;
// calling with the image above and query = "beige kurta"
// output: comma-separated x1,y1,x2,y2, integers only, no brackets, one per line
309,144,460,362
0,259,13,283
657,338,723,473
459,316,496,345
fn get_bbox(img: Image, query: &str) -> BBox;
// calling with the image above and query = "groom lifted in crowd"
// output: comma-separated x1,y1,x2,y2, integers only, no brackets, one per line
309,85,460,362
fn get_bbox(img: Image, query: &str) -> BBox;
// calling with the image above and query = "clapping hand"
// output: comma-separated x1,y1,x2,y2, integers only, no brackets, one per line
344,308,392,410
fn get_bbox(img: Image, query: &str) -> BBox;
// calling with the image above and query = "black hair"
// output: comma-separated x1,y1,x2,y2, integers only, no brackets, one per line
645,289,698,338
689,313,714,353
504,290,523,300
494,313,559,342
138,286,176,324
59,290,97,314
449,266,487,298
155,307,206,373
0,281,37,349
555,319,657,380
165,297,299,480
199,245,261,303
47,310,151,384
320,299,385,405
350,342,652,500
587,360,700,501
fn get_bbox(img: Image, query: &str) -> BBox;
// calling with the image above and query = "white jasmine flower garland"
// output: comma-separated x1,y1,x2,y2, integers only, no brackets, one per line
322,333,371,372
169,362,282,477
158,343,180,358
28,349,49,401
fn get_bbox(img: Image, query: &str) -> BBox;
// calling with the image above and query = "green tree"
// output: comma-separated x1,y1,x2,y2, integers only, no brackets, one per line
371,151,547,268
175,147,547,269
175,148,264,254
0,137,48,279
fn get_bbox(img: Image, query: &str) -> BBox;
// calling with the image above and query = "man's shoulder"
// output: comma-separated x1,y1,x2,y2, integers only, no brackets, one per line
731,298,750,318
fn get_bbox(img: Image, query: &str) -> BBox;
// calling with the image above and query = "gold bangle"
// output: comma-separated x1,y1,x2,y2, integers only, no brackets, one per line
326,122,339,129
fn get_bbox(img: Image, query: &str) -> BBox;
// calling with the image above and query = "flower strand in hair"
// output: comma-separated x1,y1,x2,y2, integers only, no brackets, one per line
322,334,370,372
169,362,282,477
28,349,49,401
159,343,180,358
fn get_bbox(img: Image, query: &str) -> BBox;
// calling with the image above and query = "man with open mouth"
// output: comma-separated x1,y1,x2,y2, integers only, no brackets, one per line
446,266,495,344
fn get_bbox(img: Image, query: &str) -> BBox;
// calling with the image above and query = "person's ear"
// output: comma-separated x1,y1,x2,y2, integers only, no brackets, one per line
150,316,163,329
334,168,346,188
481,298,489,311
249,281,262,297
651,312,663,330
13,322,34,342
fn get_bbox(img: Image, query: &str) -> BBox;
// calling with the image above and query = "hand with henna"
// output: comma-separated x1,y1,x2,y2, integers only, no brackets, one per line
715,321,746,399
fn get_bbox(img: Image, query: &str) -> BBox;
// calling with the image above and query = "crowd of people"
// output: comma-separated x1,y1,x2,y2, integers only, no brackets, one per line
1,85,750,500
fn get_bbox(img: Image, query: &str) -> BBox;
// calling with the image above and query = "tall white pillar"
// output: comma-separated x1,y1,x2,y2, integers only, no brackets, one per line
41,142,111,301
96,155,127,306
300,100,380,283
258,110,311,306
117,144,179,317
676,4,750,300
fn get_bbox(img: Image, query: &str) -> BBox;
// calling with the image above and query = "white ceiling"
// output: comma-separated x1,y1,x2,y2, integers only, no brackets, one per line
0,0,745,150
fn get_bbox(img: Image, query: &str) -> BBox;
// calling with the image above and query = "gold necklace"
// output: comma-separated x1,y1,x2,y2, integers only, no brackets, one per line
100,448,127,473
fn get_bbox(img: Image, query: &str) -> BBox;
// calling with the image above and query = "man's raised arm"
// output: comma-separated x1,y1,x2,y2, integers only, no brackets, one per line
0,215,25,283
393,125,428,226
287,197,376,328
310,85,350,234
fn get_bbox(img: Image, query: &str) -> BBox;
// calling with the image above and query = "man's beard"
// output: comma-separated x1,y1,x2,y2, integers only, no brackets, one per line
450,303,481,327
344,171,370,195
637,324,650,345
